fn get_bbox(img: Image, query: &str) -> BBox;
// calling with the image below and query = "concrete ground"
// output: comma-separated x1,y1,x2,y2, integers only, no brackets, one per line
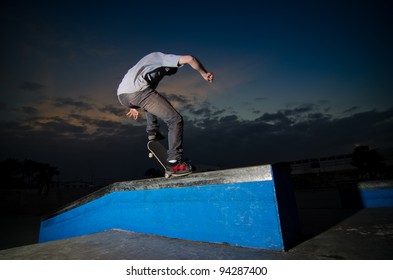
0,207,392,260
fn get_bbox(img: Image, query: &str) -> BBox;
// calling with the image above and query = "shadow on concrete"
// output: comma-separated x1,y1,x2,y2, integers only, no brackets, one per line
293,182,363,247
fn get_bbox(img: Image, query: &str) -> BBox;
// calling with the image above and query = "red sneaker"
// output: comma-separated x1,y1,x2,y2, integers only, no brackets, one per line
166,161,192,175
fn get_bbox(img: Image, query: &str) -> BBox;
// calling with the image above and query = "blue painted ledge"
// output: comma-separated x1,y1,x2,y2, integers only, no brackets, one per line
39,164,300,251
340,179,393,208
358,180,393,207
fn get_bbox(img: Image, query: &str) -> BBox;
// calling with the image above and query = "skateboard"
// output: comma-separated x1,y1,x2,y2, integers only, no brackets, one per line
147,141,192,178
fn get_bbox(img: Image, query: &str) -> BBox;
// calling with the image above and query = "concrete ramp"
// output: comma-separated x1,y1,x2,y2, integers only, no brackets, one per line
39,164,299,251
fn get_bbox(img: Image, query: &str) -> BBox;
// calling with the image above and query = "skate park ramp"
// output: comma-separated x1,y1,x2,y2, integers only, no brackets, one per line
38,164,300,251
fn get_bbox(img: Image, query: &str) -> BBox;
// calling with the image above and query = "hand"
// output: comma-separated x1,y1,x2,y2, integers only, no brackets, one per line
203,72,214,83
126,108,139,120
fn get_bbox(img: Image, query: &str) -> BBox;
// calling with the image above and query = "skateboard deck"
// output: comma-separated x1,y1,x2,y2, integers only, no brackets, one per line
147,141,192,178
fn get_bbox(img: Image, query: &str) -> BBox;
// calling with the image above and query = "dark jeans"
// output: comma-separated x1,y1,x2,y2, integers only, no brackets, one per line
118,89,183,162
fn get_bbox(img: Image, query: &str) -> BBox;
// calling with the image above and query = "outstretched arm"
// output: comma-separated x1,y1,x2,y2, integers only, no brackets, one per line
178,55,214,83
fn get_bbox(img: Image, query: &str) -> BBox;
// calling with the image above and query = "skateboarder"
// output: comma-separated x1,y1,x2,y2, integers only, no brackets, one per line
117,52,214,175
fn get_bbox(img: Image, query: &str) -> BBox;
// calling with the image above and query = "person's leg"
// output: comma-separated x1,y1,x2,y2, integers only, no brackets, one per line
119,92,162,140
145,111,159,135
138,91,184,162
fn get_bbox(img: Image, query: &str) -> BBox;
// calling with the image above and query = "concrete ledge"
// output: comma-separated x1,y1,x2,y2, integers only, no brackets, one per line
39,164,299,251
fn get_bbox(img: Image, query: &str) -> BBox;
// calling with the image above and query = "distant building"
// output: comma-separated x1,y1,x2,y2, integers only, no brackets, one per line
290,154,355,175
290,147,393,175
58,181,96,189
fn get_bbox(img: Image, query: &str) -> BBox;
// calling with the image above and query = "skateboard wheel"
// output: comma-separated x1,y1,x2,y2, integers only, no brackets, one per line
148,152,153,158
165,173,170,179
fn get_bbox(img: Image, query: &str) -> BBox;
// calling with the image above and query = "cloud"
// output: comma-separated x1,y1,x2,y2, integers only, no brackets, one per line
162,92,227,122
52,97,93,111
36,118,87,136
254,104,319,125
21,106,39,115
282,104,314,116
1,96,392,183
162,92,190,108
342,106,359,114
98,104,125,117
20,81,45,91
182,106,393,169
256,111,293,125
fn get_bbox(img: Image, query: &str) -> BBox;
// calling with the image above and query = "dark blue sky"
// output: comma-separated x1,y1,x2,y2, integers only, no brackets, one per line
1,0,392,182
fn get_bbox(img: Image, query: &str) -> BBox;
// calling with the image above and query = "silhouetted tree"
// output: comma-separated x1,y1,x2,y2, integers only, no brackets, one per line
351,145,384,179
0,159,59,192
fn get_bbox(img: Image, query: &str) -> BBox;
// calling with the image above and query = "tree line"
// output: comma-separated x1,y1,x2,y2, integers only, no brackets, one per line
0,159,59,191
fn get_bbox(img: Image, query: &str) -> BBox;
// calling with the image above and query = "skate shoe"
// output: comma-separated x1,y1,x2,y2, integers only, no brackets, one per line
166,161,193,176
148,131,165,141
